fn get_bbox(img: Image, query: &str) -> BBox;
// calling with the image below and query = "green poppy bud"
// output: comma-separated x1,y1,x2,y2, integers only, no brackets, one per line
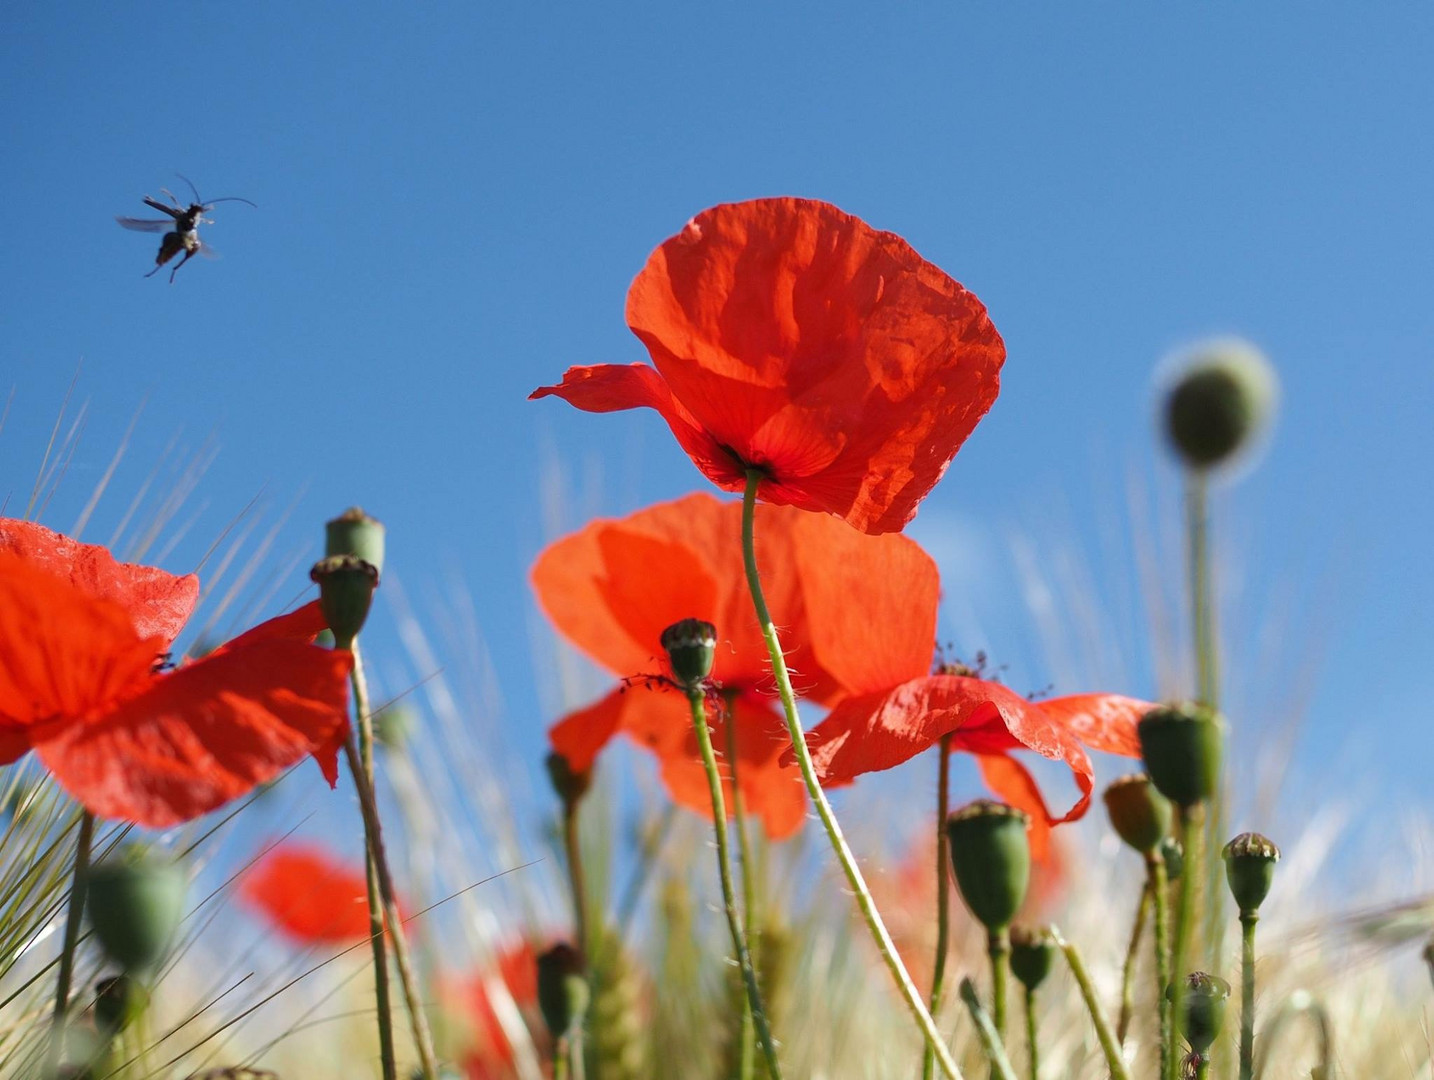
373,705,414,750
536,942,590,1041
326,506,386,575
545,751,592,809
659,618,717,691
1103,773,1173,855
1167,971,1230,1055
1223,832,1280,917
94,974,148,1037
1163,341,1276,470
85,850,186,973
1138,702,1225,808
1159,835,1185,882
1009,925,1057,992
309,554,379,648
945,800,1031,934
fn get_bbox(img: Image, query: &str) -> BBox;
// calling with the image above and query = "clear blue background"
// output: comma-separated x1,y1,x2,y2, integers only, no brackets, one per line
3,4,1430,834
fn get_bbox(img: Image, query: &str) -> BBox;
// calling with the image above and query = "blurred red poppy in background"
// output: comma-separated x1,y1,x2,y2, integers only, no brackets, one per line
239,844,377,945
0,519,351,827
531,198,1005,534
447,942,541,1080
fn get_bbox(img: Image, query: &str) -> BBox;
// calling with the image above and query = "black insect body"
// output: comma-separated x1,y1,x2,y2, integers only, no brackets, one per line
116,175,255,283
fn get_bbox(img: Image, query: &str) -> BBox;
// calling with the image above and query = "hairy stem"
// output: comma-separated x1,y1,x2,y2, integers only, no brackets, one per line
1151,853,1173,1080
958,978,1018,1080
1023,987,1038,1080
47,810,96,1077
1168,805,1205,1080
989,929,1009,1043
1117,883,1151,1045
724,698,758,1080
1052,928,1131,1080
923,736,954,1080
1239,912,1257,1080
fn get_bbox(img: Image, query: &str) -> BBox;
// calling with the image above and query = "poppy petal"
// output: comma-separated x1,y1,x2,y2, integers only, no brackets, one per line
1037,694,1151,758
239,844,375,944
0,519,199,643
215,600,333,652
36,636,352,827
0,555,160,739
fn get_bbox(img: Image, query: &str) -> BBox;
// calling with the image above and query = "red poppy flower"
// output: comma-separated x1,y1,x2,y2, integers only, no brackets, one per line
0,519,352,827
533,493,932,839
531,198,1005,535
788,523,1152,844
239,844,376,945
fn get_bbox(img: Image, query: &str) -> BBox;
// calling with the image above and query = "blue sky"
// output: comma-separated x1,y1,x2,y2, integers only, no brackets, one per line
2,4,1431,841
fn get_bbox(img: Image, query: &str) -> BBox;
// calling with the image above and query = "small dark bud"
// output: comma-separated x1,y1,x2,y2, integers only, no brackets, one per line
85,849,186,973
1163,341,1276,470
536,942,590,1041
1103,773,1173,855
945,800,1031,933
94,974,148,1037
1422,937,1433,990
1167,971,1230,1054
326,506,386,574
545,751,592,809
660,618,717,691
1138,702,1225,808
1159,835,1185,882
1223,832,1280,916
1009,925,1057,992
310,554,379,648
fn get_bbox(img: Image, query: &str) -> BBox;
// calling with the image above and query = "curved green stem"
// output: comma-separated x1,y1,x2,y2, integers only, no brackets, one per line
1051,928,1131,1080
47,810,96,1077
1167,805,1205,1080
924,736,954,1080
1150,853,1172,1080
724,696,757,1080
741,471,964,1080
1239,913,1257,1080
958,978,1018,1080
686,688,782,1079
1023,987,1038,1080
1117,883,1151,1045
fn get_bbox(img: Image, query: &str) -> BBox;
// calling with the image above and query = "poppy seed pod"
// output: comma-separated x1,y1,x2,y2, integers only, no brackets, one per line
1103,773,1174,855
94,974,149,1037
325,507,386,574
536,942,590,1041
1009,925,1057,992
1159,835,1185,882
85,850,186,973
1223,832,1280,917
310,554,379,648
1138,703,1225,808
1167,971,1230,1055
660,618,717,691
1163,341,1276,470
545,750,592,809
945,800,1031,934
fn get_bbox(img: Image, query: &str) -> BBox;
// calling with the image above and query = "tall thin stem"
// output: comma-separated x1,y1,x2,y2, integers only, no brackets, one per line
740,471,964,1080
923,735,954,1080
989,930,1009,1042
1051,929,1131,1080
1023,987,1038,1080
351,646,396,1080
685,688,782,1079
1239,913,1257,1080
724,698,758,1080
47,810,96,1077
958,979,1018,1080
1150,853,1173,1080
1117,883,1151,1045
1167,805,1205,1080
562,801,589,959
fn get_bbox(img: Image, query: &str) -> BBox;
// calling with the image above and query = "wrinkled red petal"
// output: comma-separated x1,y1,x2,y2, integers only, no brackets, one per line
36,635,352,827
1037,694,1150,758
216,600,332,652
0,555,160,746
239,844,375,944
0,519,198,644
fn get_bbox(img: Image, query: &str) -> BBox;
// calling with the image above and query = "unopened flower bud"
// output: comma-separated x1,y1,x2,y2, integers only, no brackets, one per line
1138,702,1225,808
1223,832,1280,917
945,800,1031,934
1159,836,1185,882
1103,773,1173,855
310,554,379,648
1163,341,1276,471
85,849,186,973
326,507,386,574
660,618,717,691
1167,971,1230,1054
545,751,592,809
94,974,148,1037
536,942,589,1041
1009,925,1056,992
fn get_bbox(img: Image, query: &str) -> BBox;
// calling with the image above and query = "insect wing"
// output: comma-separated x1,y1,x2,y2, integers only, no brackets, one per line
116,216,173,233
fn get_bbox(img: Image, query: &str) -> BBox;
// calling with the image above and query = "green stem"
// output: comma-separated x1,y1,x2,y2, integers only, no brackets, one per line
1150,853,1173,1080
351,646,397,1080
1168,805,1205,1080
1239,913,1257,1080
343,731,440,1080
1023,987,1038,1080
685,688,783,1080
958,978,1018,1080
1051,928,1131,1080
47,810,96,1077
724,697,757,1080
563,802,589,959
924,735,954,1080
740,471,964,1080
1117,883,1151,1045
1191,1052,1210,1078
554,1035,571,1080
989,929,1009,1043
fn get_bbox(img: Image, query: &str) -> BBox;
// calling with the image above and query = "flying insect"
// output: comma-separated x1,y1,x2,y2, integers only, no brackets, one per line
116,175,256,283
